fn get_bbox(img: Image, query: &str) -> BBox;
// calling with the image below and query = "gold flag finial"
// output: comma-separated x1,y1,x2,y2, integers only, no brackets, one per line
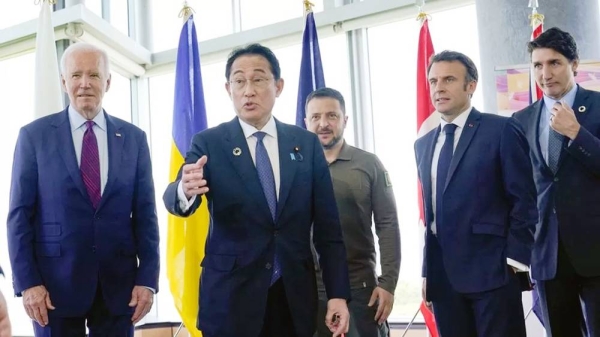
415,0,430,22
304,0,315,14
34,0,57,5
178,1,195,20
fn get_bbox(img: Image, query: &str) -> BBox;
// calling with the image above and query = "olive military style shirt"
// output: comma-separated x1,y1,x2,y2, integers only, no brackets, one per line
316,141,401,294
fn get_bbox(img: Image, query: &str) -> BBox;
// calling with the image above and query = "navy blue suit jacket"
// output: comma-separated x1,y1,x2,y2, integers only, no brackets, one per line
163,117,350,337
514,86,600,280
415,109,538,297
7,108,160,317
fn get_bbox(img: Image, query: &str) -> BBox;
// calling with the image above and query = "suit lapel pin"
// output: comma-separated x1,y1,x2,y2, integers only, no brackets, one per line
115,133,122,137
233,147,242,156
578,106,586,113
468,123,474,128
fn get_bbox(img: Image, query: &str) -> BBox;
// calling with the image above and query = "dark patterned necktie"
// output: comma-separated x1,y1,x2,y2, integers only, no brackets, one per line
548,113,564,174
436,123,457,231
81,121,101,208
254,131,280,285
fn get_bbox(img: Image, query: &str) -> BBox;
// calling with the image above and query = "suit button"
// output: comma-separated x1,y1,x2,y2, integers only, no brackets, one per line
92,245,96,253
265,263,272,270
95,215,100,220
553,209,556,214
274,230,279,237
554,177,559,182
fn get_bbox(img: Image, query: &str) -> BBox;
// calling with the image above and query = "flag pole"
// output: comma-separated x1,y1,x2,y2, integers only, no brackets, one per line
174,4,194,337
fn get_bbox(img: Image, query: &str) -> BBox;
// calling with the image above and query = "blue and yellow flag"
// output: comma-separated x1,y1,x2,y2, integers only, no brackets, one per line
167,14,208,337
295,8,325,128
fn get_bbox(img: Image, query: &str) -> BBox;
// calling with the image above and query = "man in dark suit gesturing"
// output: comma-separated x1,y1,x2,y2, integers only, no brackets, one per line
163,43,351,337
414,51,538,337
514,27,600,336
7,43,159,336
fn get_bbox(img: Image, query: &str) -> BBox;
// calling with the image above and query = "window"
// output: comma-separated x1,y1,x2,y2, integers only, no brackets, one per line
103,71,132,122
0,2,40,29
0,53,37,337
241,0,323,31
85,0,103,17
110,0,130,36
367,4,483,321
151,0,233,52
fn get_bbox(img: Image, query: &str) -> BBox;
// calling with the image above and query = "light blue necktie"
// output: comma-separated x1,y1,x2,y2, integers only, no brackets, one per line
254,131,281,285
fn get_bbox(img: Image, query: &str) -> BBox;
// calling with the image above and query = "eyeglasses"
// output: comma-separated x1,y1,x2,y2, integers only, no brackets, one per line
229,77,271,90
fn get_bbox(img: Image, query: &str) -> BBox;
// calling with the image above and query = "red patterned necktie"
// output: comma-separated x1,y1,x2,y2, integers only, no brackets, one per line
81,121,101,208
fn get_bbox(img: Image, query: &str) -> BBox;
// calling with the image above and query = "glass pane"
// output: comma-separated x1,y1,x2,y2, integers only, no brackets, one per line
151,0,233,52
110,0,130,36
241,0,323,31
85,0,103,17
367,4,482,322
103,70,132,122
0,2,40,29
0,53,37,337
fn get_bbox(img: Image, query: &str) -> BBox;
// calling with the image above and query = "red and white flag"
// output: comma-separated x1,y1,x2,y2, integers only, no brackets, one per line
416,16,439,337
529,12,544,102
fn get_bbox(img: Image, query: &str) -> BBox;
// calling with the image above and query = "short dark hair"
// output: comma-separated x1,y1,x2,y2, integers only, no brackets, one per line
427,50,478,84
527,27,579,62
305,87,346,115
225,43,281,80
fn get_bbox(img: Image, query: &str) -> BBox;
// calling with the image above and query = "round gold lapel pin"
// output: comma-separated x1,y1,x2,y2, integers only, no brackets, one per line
233,147,242,156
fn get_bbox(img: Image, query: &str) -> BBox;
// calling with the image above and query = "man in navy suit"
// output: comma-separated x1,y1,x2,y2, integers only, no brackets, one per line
514,27,600,337
163,43,351,337
7,43,159,337
414,50,538,337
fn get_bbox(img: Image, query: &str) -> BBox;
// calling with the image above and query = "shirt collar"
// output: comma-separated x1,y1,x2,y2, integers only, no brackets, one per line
542,84,578,111
238,115,278,140
336,140,353,161
439,105,472,130
68,105,107,132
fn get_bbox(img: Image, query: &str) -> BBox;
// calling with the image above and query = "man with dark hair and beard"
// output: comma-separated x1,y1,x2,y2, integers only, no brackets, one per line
305,87,401,337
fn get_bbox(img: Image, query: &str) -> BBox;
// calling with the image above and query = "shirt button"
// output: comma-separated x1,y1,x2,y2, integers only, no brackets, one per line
265,263,272,270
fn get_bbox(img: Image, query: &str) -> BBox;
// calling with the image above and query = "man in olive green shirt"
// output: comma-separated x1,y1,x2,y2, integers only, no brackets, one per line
305,88,401,337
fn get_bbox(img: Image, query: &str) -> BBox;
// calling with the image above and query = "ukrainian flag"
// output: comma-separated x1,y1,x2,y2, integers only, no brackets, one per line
167,14,208,337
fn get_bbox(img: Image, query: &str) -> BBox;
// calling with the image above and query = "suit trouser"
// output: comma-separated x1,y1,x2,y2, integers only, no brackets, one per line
428,236,526,337
259,279,298,337
315,287,389,337
33,284,133,337
537,239,600,337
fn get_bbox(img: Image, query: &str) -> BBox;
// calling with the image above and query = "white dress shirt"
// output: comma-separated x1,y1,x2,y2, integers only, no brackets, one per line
178,116,281,211
429,106,527,271
68,105,108,195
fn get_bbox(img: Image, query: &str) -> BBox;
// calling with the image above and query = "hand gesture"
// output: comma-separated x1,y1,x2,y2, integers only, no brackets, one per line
182,155,209,199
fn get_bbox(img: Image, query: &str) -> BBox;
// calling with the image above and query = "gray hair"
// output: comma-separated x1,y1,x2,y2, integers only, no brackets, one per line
60,42,110,76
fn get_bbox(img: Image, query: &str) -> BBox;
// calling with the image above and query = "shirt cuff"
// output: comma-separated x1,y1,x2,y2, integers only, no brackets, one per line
143,286,156,294
177,181,196,213
507,258,529,272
